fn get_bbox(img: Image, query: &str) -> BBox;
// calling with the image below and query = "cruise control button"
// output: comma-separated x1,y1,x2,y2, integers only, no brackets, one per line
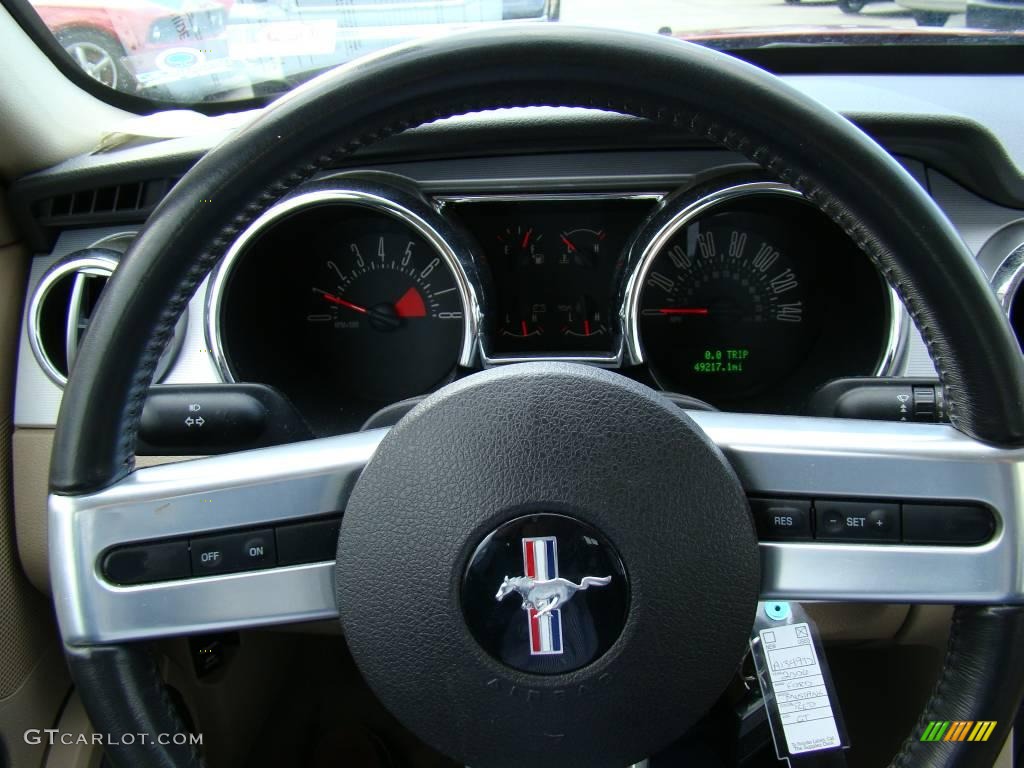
276,517,342,566
815,500,900,542
903,504,996,545
191,528,277,575
103,540,190,585
192,540,227,574
750,498,811,540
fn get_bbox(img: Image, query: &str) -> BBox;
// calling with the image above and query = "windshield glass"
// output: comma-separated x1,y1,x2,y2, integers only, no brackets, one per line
19,0,1024,106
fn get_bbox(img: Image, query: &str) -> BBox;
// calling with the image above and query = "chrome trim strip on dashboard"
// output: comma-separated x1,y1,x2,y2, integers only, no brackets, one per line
620,181,906,376
205,187,482,383
480,351,624,368
89,231,139,253
435,192,665,204
51,414,1024,645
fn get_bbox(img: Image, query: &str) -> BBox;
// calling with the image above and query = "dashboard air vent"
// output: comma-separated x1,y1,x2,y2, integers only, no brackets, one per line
34,177,179,225
28,249,120,386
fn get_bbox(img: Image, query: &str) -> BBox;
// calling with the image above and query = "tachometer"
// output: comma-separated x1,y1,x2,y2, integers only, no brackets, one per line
304,223,465,402
210,185,476,433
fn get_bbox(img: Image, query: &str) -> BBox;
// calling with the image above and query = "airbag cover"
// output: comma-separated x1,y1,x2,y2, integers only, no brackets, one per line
336,362,758,767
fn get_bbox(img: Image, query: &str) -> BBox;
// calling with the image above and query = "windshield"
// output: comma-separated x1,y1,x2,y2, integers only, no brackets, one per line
18,0,1024,106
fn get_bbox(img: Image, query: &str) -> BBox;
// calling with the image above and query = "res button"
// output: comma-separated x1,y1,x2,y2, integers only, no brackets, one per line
751,498,812,540
815,500,900,543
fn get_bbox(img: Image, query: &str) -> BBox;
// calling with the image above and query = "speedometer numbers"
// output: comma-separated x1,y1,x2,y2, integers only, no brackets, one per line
638,213,814,401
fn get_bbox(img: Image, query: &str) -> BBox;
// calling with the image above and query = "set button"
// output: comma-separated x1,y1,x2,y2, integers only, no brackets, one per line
815,500,900,543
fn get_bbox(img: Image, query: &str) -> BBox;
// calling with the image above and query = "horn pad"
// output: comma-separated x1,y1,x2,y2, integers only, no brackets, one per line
336,363,759,768
462,512,631,675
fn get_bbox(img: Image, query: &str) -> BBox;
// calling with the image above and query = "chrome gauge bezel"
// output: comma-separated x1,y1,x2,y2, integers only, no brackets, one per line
991,242,1024,316
435,191,665,368
205,180,483,384
986,226,1024,354
620,181,905,376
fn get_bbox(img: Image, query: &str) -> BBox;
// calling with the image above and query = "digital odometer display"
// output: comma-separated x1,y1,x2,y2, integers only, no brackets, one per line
692,347,751,375
638,194,889,410
452,199,655,356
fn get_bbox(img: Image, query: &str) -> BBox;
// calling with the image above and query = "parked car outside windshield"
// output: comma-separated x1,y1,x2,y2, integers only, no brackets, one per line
20,0,1024,105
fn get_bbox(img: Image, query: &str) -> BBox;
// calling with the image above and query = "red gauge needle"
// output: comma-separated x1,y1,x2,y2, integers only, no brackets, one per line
521,228,533,249
316,289,368,314
584,319,592,336
654,307,710,316
560,234,577,253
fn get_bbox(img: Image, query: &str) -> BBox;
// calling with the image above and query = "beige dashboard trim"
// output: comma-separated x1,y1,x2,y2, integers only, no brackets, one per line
13,428,197,593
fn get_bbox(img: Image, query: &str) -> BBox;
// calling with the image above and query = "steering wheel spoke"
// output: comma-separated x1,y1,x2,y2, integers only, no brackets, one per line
50,428,385,645
714,412,1024,603
50,413,1024,647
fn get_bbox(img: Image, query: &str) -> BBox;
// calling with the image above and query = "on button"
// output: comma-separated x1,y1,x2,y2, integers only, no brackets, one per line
190,528,277,575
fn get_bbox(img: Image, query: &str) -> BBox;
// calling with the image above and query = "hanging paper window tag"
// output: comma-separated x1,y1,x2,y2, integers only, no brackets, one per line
750,602,849,764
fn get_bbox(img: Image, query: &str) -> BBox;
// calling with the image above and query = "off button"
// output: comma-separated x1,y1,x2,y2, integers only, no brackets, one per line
815,500,900,543
190,528,277,575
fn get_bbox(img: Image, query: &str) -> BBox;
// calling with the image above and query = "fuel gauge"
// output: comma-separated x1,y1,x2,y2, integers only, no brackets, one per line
497,224,545,267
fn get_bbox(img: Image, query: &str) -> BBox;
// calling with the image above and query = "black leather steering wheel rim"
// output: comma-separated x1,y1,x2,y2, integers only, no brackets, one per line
50,24,1024,768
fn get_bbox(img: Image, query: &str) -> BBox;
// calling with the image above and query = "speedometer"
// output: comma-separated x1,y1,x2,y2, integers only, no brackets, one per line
632,183,895,412
639,210,815,400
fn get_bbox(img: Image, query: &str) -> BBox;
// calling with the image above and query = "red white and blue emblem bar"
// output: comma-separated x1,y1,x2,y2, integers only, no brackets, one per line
523,536,563,655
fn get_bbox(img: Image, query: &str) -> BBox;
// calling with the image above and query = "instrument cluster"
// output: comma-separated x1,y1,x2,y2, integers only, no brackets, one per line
207,174,898,433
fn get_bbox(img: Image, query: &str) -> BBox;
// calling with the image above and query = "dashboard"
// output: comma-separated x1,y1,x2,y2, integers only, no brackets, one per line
11,81,1024,447
201,173,894,434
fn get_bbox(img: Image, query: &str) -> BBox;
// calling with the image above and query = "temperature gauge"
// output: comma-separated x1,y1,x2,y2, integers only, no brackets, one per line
559,296,608,341
500,304,547,340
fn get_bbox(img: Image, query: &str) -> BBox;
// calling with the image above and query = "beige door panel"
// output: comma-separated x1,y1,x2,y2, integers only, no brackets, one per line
0,196,73,768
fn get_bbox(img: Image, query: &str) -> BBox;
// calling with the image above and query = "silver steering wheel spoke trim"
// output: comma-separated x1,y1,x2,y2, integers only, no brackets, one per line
51,413,1024,645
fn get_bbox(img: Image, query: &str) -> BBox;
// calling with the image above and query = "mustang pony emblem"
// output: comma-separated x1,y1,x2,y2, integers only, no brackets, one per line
496,575,612,617
496,536,612,656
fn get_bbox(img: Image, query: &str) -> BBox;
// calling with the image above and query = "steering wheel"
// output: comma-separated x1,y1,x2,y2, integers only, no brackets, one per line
49,25,1024,768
